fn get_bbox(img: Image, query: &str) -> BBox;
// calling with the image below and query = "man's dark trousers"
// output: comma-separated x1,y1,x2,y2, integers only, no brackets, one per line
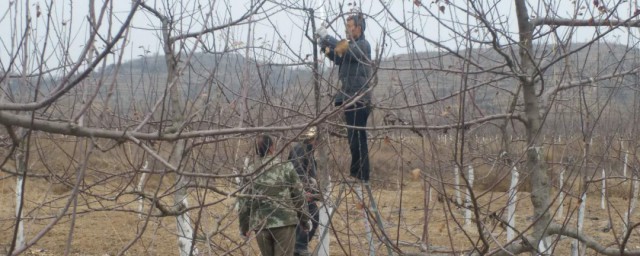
345,103,371,181
294,201,320,254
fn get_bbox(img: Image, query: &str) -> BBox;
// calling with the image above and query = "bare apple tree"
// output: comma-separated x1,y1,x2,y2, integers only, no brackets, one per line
371,0,640,255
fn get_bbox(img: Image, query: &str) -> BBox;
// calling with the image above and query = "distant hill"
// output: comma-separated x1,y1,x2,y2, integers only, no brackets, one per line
82,42,640,120
374,42,640,111
96,52,314,109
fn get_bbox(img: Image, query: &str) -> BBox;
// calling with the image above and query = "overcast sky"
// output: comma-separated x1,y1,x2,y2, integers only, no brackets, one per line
0,0,637,74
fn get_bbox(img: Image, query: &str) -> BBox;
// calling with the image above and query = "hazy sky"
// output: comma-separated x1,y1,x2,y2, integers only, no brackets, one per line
0,0,438,65
0,0,636,73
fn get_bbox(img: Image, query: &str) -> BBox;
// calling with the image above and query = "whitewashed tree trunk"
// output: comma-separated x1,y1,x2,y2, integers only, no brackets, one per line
558,169,565,218
233,157,251,213
428,187,432,207
170,115,195,256
14,149,26,252
464,165,475,227
13,2,30,251
139,3,226,253
624,174,639,235
313,11,331,250
601,169,606,210
623,152,628,177
506,166,519,241
572,192,587,256
168,80,195,256
317,182,333,256
15,176,25,249
621,140,625,175
422,180,432,252
158,18,197,256
514,0,553,250
454,166,461,205
176,189,196,256
137,160,149,219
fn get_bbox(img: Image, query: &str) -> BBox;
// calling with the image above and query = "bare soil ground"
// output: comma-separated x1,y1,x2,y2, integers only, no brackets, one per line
1,135,640,255
1,176,639,255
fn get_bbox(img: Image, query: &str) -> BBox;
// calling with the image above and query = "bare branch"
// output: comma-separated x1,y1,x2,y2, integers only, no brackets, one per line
168,0,268,42
532,17,640,28
548,224,640,256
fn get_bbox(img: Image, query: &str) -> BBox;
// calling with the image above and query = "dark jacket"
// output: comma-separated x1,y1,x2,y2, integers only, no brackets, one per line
322,35,372,106
288,143,318,197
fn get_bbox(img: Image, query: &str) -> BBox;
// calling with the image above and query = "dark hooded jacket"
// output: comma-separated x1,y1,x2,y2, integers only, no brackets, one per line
288,143,319,198
322,35,372,106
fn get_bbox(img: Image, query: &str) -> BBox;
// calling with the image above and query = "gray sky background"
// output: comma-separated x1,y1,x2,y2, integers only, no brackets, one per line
0,0,637,75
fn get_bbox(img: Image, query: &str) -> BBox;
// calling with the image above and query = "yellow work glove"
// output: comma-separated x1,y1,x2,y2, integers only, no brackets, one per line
335,39,349,57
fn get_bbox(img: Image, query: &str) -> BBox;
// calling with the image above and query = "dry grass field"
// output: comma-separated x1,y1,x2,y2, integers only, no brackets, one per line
1,134,639,255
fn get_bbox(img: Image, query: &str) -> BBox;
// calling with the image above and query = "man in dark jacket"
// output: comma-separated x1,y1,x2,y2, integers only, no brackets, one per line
288,127,321,256
239,135,309,256
317,13,372,182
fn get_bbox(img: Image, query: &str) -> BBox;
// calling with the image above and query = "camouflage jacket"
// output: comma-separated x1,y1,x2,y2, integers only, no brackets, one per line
238,157,308,234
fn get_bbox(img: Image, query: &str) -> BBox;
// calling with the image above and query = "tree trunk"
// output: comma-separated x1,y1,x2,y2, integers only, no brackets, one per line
507,166,519,241
160,19,196,256
559,169,565,217
464,165,475,228
137,160,148,219
601,169,606,210
625,175,639,234
572,191,587,256
454,166,461,205
13,145,26,252
310,10,334,256
514,0,552,251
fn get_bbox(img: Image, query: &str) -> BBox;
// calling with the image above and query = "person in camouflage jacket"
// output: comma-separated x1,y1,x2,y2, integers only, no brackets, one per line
239,135,309,256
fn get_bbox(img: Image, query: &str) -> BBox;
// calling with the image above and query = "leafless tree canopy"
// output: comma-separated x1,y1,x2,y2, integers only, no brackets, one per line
1,0,640,255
